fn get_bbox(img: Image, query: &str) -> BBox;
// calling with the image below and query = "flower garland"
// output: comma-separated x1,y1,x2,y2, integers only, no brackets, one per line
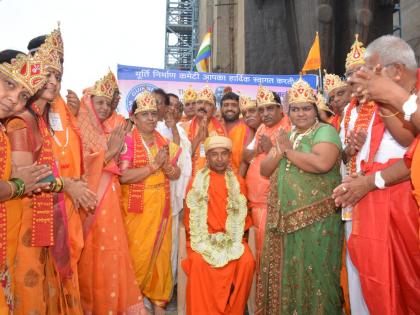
186,167,247,268
343,98,376,173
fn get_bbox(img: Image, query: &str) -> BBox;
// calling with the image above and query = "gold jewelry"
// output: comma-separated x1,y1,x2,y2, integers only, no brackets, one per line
378,110,400,118
6,181,16,200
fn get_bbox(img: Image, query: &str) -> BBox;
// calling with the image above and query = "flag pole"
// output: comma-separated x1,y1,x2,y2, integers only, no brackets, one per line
208,27,213,72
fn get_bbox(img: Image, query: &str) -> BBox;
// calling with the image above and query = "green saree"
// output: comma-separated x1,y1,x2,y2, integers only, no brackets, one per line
256,123,343,315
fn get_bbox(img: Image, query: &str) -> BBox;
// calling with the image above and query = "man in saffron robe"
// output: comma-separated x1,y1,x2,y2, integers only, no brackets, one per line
182,135,255,315
187,85,226,177
334,35,420,315
323,71,350,132
244,86,290,268
221,91,253,175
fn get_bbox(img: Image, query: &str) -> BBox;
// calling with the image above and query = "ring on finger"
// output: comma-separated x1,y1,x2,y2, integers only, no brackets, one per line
342,186,347,192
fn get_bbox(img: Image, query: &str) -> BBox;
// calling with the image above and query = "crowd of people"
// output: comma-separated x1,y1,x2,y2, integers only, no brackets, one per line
0,25,419,315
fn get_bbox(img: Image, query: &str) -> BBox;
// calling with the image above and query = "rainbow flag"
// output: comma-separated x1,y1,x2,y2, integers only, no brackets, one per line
194,32,211,72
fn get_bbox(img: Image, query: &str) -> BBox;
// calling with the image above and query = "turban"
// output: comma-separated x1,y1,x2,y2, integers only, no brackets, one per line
204,136,232,153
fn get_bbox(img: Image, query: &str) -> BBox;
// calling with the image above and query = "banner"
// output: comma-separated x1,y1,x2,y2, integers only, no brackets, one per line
117,64,318,117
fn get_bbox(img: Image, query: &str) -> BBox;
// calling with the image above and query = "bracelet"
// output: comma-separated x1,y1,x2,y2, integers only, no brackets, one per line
9,178,25,198
6,181,16,200
378,110,399,118
52,177,64,193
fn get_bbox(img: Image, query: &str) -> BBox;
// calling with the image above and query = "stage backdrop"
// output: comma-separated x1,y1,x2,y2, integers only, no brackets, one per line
116,64,318,117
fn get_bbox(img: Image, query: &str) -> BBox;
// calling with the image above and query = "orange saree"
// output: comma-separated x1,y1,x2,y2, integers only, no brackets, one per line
76,95,146,314
6,107,80,314
120,129,181,307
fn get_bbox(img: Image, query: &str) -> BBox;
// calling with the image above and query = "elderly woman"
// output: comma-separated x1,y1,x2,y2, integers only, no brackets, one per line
256,78,343,314
76,71,146,314
120,90,181,315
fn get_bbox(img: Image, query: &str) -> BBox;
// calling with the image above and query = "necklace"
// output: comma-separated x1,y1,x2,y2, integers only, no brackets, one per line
51,127,69,156
186,168,247,268
285,122,319,171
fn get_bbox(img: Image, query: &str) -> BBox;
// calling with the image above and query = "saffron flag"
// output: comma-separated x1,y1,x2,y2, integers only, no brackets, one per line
302,32,321,72
194,32,211,72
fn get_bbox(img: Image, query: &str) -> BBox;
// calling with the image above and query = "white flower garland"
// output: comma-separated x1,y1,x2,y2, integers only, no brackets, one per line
186,168,247,268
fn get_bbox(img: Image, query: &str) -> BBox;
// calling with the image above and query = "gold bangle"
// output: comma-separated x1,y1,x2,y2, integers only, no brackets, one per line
6,181,16,200
378,110,399,118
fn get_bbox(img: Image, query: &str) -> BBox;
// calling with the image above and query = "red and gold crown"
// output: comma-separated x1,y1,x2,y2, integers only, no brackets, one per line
323,70,347,96
44,23,64,56
196,85,215,105
345,34,365,71
183,85,197,103
239,95,257,111
134,90,157,114
34,40,62,74
287,77,316,104
316,92,334,115
256,85,279,107
0,53,48,96
89,70,118,101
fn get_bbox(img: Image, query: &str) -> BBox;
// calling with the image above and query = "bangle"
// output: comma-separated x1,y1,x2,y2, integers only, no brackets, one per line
9,178,25,198
52,177,64,193
378,110,399,118
6,181,16,199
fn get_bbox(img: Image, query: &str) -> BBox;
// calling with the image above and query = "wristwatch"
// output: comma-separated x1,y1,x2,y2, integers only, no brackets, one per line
402,94,418,121
374,171,386,189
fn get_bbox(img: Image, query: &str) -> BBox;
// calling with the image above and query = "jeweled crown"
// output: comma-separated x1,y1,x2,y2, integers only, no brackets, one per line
239,95,256,112
45,23,64,56
287,77,316,104
0,53,48,96
316,92,334,114
345,34,365,71
323,70,347,96
196,85,215,105
90,70,118,101
256,85,279,107
183,85,197,103
134,90,157,114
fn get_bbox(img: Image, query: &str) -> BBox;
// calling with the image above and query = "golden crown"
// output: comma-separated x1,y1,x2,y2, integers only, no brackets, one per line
0,53,48,96
256,85,279,107
323,70,347,95
287,77,316,105
345,34,365,71
44,23,64,56
134,90,157,114
316,92,334,114
183,85,197,103
90,70,118,101
196,85,215,105
239,95,256,111
34,40,62,74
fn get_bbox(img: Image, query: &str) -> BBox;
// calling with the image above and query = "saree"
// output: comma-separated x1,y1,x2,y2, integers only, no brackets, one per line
121,129,181,307
256,123,343,315
76,95,146,314
6,108,80,315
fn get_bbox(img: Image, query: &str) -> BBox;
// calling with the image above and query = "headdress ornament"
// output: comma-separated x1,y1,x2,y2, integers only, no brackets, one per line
239,95,257,111
0,53,48,96
196,85,215,105
323,69,347,95
256,85,279,107
134,90,157,114
345,34,365,71
89,70,118,101
316,92,334,115
183,85,197,103
287,77,316,104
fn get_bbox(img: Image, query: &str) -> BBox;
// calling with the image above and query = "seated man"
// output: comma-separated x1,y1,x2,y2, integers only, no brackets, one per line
182,135,255,315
